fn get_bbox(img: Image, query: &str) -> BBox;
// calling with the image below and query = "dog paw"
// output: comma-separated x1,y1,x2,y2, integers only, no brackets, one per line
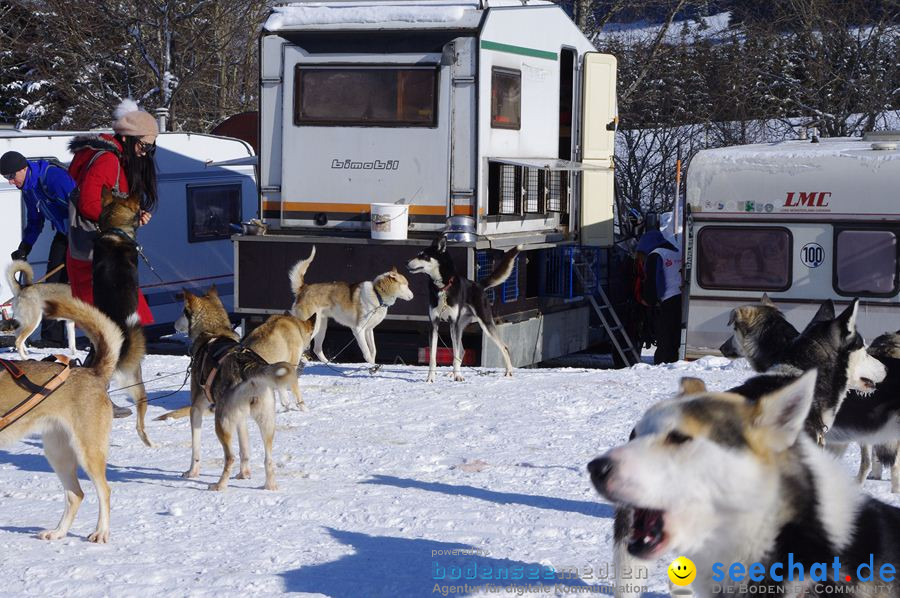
504,371,513,378
236,469,251,480
264,481,279,491
88,530,109,543
207,482,227,491
297,402,309,412
453,374,465,382
867,472,882,481
182,469,199,479
37,529,65,541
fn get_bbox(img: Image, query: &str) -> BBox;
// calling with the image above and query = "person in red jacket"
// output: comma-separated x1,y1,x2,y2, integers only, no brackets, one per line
66,100,159,325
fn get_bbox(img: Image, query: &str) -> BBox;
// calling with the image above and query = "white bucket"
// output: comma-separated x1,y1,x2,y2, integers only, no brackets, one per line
370,203,409,240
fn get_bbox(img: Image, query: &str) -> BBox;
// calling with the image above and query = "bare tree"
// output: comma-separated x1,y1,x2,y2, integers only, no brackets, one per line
1,0,267,131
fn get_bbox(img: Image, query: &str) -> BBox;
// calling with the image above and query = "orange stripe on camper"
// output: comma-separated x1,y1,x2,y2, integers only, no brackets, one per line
261,201,474,217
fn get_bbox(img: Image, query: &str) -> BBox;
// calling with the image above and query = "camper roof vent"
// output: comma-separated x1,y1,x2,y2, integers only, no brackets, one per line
863,130,900,142
871,142,898,151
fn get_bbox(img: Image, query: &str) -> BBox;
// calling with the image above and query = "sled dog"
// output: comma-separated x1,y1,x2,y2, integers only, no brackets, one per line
158,287,298,490
590,372,900,597
3,260,76,358
290,246,413,365
406,236,519,382
0,296,123,542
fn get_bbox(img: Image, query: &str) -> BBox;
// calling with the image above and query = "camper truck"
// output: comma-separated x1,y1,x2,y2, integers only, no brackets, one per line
0,129,257,337
237,0,618,366
685,132,900,353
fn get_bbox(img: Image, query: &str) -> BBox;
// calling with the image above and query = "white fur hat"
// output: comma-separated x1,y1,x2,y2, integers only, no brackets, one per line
112,99,159,143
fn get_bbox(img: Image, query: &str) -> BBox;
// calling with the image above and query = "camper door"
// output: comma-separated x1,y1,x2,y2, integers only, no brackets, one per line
580,52,616,247
280,47,451,231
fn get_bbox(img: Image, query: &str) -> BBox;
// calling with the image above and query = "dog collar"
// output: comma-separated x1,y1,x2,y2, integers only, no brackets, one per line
373,286,386,307
437,276,455,292
104,227,138,246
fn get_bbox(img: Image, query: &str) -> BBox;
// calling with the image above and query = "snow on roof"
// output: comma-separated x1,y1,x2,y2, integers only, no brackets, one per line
696,137,900,166
264,0,482,31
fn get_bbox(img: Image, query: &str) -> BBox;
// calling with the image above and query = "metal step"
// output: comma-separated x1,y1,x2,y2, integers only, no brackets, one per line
574,260,641,367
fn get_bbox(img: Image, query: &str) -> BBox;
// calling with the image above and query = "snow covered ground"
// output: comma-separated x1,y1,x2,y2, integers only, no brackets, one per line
1,349,898,597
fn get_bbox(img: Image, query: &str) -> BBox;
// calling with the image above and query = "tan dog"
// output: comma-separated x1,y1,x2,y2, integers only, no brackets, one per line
0,295,122,543
157,287,301,490
242,312,317,411
290,246,414,364
3,260,76,358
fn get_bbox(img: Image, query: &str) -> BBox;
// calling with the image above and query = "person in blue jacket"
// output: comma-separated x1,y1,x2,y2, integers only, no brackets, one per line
1,150,75,347
635,228,683,364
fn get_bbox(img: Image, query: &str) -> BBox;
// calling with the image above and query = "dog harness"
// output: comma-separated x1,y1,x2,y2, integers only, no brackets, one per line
192,335,269,407
192,335,240,406
0,355,72,432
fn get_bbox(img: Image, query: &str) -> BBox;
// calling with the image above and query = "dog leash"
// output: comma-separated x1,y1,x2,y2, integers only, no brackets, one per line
317,303,385,376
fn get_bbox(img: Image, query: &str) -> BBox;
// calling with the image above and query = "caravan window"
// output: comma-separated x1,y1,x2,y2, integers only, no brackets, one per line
294,66,437,127
834,229,898,296
696,226,792,291
187,184,241,243
491,68,521,130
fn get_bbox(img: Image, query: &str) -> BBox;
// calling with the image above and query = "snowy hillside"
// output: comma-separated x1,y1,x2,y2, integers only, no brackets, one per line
1,350,897,597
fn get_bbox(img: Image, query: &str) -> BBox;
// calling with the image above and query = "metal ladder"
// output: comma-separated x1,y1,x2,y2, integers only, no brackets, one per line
573,253,641,367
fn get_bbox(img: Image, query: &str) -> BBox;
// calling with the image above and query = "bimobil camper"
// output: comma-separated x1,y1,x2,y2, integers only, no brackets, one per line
685,131,900,354
235,0,620,366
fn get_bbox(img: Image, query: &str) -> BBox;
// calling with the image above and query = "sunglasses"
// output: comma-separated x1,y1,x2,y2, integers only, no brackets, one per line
2,173,17,181
137,141,156,155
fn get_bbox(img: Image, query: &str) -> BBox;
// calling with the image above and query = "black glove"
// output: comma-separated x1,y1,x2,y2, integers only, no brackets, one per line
10,241,31,261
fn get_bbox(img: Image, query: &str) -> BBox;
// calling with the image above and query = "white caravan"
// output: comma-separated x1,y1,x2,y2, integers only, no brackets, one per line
685,132,900,352
237,0,618,366
0,129,257,337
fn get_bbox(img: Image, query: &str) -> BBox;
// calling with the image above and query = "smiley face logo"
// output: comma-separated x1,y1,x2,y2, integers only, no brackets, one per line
668,556,696,586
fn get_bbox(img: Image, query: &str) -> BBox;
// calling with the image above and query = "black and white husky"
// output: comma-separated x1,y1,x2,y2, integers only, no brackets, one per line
406,236,520,382
590,372,900,598
723,297,885,443
723,295,900,489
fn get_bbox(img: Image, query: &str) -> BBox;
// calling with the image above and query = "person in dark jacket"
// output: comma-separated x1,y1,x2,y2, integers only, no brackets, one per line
635,229,683,364
1,150,75,346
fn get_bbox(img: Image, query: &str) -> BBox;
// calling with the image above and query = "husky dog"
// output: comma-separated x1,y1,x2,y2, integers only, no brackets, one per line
723,295,899,488
0,296,122,543
718,293,799,370
3,260,76,358
406,237,520,382
724,297,884,442
290,246,413,365
590,372,900,598
158,287,297,491
241,312,317,411
828,334,900,492
92,186,153,445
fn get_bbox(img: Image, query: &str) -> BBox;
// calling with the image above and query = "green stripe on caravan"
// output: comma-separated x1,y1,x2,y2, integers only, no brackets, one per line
480,40,558,61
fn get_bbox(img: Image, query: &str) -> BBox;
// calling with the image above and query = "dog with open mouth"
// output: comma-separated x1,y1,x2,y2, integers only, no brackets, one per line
590,372,900,597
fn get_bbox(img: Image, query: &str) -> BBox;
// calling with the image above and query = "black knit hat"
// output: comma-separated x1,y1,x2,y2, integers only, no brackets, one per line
0,151,27,178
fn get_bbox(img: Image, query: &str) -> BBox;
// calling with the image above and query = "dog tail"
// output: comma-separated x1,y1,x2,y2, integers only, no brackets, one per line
155,405,192,421
116,324,146,373
43,296,123,381
482,245,522,289
246,361,298,390
5,260,34,296
288,246,316,297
